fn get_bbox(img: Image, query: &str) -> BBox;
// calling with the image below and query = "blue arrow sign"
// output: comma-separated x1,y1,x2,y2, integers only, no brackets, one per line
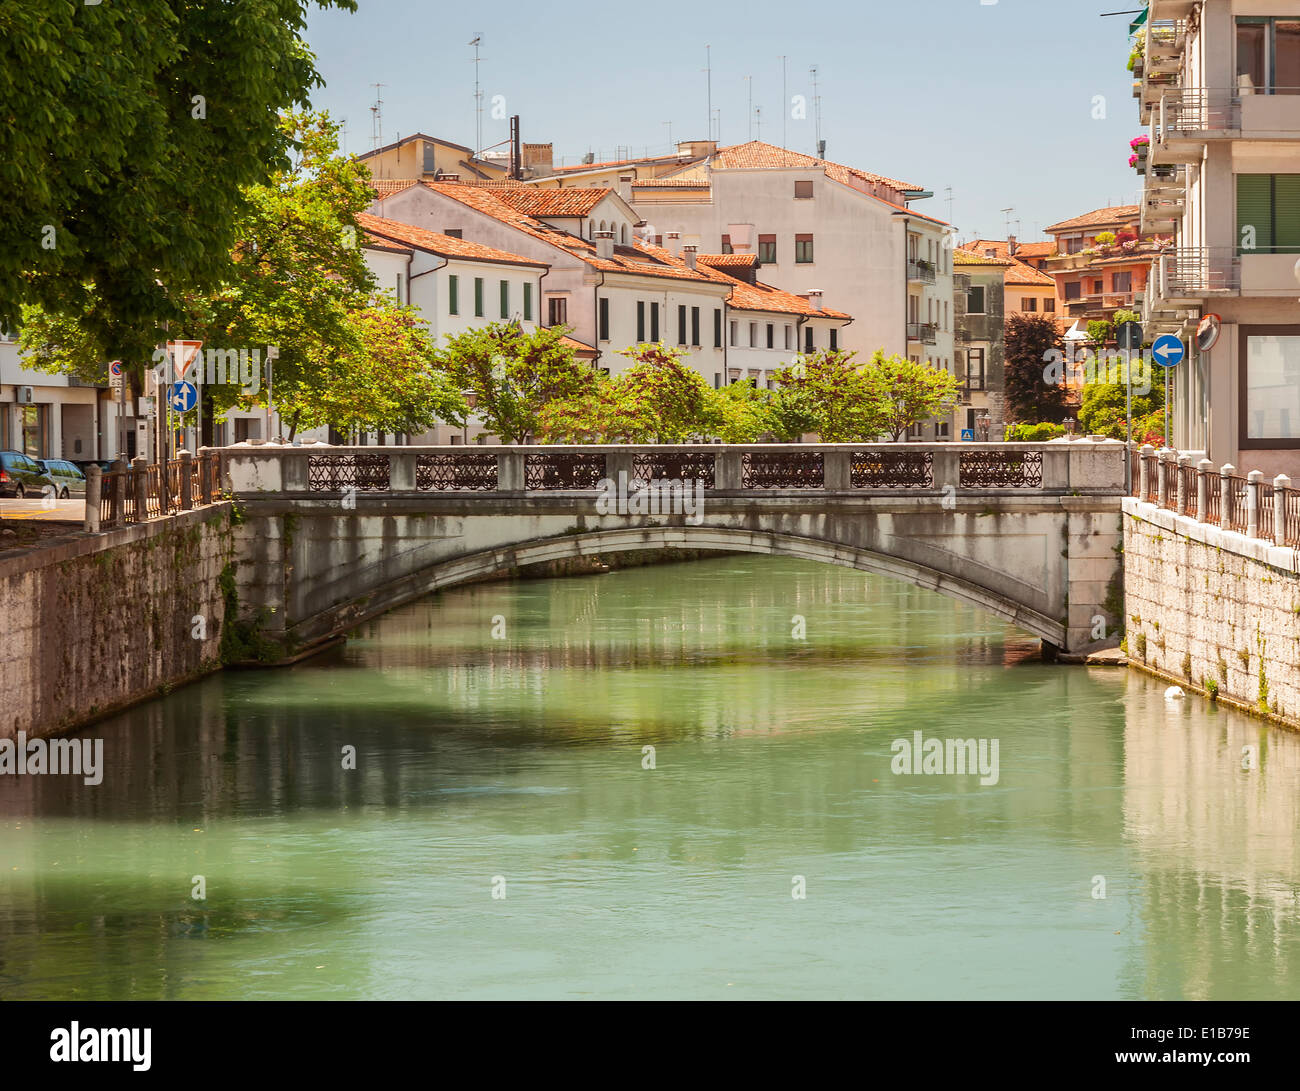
1152,334,1185,368
169,380,197,412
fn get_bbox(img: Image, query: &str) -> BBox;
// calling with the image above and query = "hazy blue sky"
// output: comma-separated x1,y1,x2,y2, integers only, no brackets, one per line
303,0,1144,241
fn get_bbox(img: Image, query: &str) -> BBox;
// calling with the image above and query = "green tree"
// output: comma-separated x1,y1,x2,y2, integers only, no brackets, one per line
705,380,777,443
1004,313,1071,423
435,323,595,443
863,351,961,441
1077,358,1165,443
770,349,884,442
287,299,466,437
1,0,356,363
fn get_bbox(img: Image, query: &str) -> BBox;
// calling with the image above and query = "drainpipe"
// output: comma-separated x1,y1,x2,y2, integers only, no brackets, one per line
591,269,605,372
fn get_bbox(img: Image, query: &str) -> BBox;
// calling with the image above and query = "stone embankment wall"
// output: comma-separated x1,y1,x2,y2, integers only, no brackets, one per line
1123,498,1300,728
0,505,234,740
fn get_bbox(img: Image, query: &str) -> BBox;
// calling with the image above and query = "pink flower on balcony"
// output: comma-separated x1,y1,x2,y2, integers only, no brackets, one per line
1130,135,1150,148
1129,154,1139,167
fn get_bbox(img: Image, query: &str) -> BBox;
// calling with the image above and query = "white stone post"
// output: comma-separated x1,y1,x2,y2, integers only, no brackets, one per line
1157,448,1172,508
1176,453,1192,515
84,464,101,533
1196,459,1213,522
1140,444,1156,502
1276,474,1291,546
1247,469,1262,538
1221,463,1236,529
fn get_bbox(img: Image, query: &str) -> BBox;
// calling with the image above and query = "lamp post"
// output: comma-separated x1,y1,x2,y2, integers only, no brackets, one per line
1064,416,1077,437
976,412,991,442
462,389,478,445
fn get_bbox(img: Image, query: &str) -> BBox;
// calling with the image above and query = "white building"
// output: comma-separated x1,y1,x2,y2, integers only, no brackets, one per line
1137,0,1300,475
624,141,955,374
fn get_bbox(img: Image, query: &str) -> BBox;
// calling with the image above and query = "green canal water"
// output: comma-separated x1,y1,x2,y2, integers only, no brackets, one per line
2,556,1299,1000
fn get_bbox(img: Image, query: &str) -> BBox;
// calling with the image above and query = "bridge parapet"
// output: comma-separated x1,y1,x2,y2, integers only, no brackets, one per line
221,440,1127,499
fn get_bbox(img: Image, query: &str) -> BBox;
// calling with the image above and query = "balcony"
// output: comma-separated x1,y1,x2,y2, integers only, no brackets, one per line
1150,89,1239,164
1153,247,1240,303
906,258,936,285
906,322,938,344
906,322,921,342
1141,193,1184,234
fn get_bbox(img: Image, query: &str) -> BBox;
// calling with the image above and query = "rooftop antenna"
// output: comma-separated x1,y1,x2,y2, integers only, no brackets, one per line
712,107,721,145
705,45,712,146
469,35,483,157
944,185,954,224
340,118,348,156
780,55,788,160
745,75,753,141
369,83,385,172
755,106,762,141
1001,206,1015,239
810,65,822,157
663,120,673,152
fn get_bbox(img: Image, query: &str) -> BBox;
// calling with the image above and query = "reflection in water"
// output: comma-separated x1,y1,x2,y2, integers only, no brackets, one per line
0,556,1297,999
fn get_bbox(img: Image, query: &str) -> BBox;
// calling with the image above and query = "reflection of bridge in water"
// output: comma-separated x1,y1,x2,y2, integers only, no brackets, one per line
220,441,1127,659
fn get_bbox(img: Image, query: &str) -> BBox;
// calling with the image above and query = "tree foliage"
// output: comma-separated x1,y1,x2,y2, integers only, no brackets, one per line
1004,313,1071,423
862,351,961,441
0,0,356,361
1078,358,1166,444
434,323,596,443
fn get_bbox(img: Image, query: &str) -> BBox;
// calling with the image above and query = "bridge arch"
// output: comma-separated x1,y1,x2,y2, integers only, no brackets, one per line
305,525,1068,650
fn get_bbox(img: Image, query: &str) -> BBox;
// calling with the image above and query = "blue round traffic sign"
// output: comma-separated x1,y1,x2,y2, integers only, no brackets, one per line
169,380,197,412
1152,334,1185,368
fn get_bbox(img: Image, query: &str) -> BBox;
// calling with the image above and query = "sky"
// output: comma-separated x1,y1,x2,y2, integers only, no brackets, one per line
302,0,1146,242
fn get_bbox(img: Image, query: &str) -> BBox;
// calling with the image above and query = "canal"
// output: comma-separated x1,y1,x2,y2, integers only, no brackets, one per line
2,556,1298,999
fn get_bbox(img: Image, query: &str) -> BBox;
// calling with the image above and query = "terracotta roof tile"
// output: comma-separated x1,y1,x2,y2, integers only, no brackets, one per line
696,253,759,268
1004,261,1057,286
954,248,1014,266
705,140,921,193
489,186,614,217
357,212,548,267
1044,205,1141,233
370,179,418,199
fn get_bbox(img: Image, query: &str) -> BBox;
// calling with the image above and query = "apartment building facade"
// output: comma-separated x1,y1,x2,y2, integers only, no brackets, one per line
626,141,955,372
953,250,1010,439
1135,0,1300,475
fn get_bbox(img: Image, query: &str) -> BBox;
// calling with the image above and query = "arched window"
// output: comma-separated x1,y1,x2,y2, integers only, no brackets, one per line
621,224,628,245
599,220,607,232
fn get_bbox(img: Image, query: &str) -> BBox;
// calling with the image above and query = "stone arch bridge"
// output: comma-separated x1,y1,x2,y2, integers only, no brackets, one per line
220,442,1126,659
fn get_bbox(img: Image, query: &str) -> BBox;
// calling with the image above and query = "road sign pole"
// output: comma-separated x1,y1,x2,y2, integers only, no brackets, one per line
1165,365,1170,448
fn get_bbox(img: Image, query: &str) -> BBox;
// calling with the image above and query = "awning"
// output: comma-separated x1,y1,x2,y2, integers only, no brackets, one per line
1129,6,1148,36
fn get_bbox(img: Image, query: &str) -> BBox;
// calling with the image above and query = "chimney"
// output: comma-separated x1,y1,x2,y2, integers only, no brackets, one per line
666,231,682,257
682,244,698,270
805,289,824,312
617,174,634,204
1007,234,1018,257
594,230,615,260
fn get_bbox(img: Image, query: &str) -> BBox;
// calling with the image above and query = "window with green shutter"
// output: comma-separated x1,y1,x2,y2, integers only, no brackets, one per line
523,282,532,321
448,275,459,315
1237,174,1300,252
474,277,484,317
500,280,509,319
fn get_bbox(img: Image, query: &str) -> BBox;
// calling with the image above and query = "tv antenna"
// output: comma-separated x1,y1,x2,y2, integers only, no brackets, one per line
469,36,484,157
369,84,385,166
745,75,753,140
810,65,822,157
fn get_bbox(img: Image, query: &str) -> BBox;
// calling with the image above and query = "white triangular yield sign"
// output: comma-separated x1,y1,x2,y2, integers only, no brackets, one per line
168,340,204,380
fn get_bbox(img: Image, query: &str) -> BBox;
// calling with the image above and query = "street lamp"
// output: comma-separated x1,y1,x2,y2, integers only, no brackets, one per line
1064,416,1077,436
976,412,991,442
462,389,478,445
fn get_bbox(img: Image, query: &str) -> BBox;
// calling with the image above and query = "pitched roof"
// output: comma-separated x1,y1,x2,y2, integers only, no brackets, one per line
696,253,759,268
371,179,418,199
704,140,922,193
1044,205,1141,233
1004,261,1056,286
415,182,726,284
356,132,475,160
631,179,712,189
356,213,548,268
551,150,693,174
954,248,1014,266
489,187,613,217
963,238,1057,260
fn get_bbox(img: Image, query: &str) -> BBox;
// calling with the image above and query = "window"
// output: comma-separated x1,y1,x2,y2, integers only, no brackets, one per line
1023,297,1038,312
1242,328,1300,445
758,234,776,264
749,322,757,347
1236,17,1300,94
721,234,733,255
621,225,628,244
1064,281,1082,301
650,302,660,342
500,280,509,319
1063,236,1083,254
1112,270,1132,293
637,301,646,341
1238,175,1300,253
1044,297,1056,313
523,282,532,321
944,301,949,329
448,274,459,315
678,304,687,345
730,320,738,347
766,323,774,349
599,297,610,341
423,144,437,173
966,348,986,391
795,234,814,263
395,273,404,305
794,180,814,199
548,296,567,327
804,326,814,353
967,285,986,314
444,228,463,239
1092,279,1104,295
474,277,484,317
691,307,700,347
784,325,792,351
830,329,838,351
714,308,722,348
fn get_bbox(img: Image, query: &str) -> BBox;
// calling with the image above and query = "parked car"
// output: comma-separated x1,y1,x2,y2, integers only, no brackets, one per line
39,458,87,498
0,450,56,499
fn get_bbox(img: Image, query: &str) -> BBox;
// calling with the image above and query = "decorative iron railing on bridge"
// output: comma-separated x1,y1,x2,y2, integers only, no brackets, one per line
91,450,221,532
